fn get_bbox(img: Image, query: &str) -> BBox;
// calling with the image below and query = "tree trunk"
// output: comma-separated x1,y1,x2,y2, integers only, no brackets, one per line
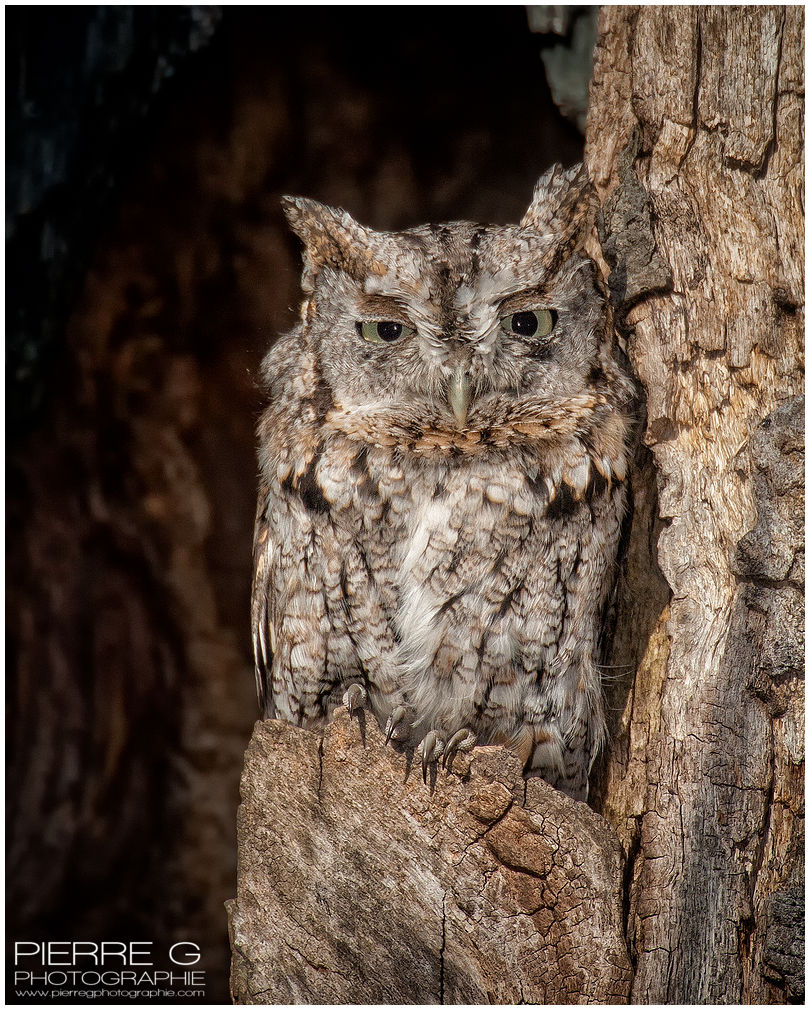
229,6,804,1004
586,5,804,1004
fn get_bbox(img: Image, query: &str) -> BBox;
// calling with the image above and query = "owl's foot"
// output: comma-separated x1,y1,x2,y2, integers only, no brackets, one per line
384,704,411,744
342,683,367,717
419,730,445,783
442,727,476,769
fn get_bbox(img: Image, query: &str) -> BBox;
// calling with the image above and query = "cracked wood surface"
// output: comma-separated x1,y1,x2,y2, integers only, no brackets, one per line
586,6,804,1004
228,711,632,1004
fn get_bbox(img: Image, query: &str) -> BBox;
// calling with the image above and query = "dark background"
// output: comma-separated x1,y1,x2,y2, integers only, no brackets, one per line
6,7,582,1003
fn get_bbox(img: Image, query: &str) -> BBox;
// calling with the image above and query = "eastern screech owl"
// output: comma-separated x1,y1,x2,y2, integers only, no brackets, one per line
252,164,635,800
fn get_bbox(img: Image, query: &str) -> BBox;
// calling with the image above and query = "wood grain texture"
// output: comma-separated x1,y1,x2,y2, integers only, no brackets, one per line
229,711,632,1004
586,6,804,1004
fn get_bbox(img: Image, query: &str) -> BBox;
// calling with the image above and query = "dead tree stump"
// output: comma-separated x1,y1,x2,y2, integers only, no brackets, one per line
228,711,632,1004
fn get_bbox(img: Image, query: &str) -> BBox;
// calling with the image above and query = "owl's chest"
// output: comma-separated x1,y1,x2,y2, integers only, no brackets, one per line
367,457,553,637
396,472,516,585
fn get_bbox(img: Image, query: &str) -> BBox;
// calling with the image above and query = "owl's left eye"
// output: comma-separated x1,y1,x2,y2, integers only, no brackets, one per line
500,308,557,340
357,320,415,344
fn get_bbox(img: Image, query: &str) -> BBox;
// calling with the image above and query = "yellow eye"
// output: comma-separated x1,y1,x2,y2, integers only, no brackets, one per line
501,309,556,339
357,320,414,344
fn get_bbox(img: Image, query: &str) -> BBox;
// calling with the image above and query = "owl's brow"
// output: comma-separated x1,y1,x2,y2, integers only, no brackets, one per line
495,284,556,314
355,292,411,320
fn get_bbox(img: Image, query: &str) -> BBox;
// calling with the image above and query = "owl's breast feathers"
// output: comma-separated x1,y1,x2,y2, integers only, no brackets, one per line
254,335,632,709
253,380,628,796
325,389,628,485
259,378,631,518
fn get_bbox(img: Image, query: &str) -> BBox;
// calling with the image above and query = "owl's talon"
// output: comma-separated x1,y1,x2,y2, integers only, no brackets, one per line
342,683,367,717
385,705,409,744
442,727,476,768
420,730,445,783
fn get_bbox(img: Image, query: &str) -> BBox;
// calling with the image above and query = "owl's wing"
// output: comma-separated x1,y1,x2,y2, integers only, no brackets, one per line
251,500,275,719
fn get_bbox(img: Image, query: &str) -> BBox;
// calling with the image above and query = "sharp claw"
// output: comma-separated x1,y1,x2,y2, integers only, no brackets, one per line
442,728,476,768
343,683,367,717
385,705,408,744
420,730,445,783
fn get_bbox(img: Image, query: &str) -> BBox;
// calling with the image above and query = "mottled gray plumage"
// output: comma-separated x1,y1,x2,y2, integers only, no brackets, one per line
252,164,635,799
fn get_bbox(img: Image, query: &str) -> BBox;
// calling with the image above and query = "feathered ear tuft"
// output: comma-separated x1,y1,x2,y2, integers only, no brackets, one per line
281,197,387,291
520,163,598,253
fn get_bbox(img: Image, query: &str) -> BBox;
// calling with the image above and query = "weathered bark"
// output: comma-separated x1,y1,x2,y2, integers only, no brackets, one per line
229,712,632,1005
586,6,804,1004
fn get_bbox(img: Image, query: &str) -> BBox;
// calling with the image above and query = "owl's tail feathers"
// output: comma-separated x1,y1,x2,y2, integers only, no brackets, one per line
510,723,566,777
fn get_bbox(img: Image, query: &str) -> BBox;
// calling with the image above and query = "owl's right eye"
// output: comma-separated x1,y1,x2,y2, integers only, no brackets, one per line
500,308,557,340
357,321,414,344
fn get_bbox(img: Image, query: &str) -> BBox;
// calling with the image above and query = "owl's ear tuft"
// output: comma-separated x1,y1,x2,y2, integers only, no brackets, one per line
281,195,355,247
281,196,386,291
520,163,598,253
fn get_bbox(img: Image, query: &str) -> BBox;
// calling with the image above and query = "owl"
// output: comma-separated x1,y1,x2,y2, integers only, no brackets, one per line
251,164,635,800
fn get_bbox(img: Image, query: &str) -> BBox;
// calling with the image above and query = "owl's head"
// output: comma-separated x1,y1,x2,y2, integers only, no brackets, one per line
281,165,631,470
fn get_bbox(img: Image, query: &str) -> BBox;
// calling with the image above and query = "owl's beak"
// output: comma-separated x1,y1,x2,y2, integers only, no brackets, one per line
447,364,471,427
